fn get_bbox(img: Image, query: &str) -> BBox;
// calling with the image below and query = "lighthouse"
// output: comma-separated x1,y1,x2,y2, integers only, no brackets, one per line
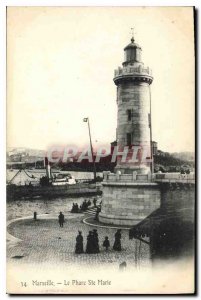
114,34,153,174
99,34,160,226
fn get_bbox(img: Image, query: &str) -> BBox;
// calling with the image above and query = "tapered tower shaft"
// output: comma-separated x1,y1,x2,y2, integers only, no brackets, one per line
114,37,153,174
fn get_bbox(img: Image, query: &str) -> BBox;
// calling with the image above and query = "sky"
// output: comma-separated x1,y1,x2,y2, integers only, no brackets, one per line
7,6,195,153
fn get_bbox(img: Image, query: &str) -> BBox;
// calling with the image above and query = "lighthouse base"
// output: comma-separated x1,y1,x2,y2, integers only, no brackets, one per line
99,181,161,226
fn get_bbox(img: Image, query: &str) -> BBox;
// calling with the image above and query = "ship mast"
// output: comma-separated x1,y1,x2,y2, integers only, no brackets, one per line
83,117,96,181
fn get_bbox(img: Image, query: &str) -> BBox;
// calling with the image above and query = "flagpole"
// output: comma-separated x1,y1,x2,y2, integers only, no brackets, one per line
87,118,96,181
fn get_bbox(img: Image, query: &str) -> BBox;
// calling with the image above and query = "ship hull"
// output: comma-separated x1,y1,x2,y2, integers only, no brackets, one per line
7,183,102,200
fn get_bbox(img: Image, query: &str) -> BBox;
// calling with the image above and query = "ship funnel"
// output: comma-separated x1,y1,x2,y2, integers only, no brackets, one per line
44,157,51,180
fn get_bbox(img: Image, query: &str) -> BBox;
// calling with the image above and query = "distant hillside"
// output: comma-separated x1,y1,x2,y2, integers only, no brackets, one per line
154,150,194,172
171,151,195,162
7,147,45,157
6,147,195,173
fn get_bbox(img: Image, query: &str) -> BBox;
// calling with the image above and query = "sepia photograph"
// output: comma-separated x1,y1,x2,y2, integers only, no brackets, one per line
6,6,195,294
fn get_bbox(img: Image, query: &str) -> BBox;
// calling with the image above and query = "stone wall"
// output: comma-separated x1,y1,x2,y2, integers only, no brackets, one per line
99,182,161,226
160,184,195,222
99,172,195,227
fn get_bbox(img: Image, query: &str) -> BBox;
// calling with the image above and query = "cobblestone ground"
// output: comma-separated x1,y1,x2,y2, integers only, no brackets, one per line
7,196,98,220
7,197,151,271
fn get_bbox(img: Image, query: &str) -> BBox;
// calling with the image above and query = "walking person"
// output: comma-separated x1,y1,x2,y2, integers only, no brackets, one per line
58,212,65,227
113,229,122,251
103,236,110,251
75,231,84,254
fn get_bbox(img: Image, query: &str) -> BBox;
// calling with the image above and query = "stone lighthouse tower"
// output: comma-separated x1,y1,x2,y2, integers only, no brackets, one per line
99,35,160,226
114,35,153,174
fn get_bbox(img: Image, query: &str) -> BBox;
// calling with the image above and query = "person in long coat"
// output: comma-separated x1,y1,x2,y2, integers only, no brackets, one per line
58,212,64,227
92,229,100,253
75,231,84,254
93,198,97,207
71,203,75,213
86,231,94,254
113,229,122,251
94,207,101,221
103,236,110,251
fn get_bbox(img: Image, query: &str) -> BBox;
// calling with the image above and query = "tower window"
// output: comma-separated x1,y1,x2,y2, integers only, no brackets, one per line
127,133,132,147
127,109,132,121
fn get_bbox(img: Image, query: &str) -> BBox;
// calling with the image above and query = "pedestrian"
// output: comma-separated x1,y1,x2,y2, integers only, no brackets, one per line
71,203,75,213
86,231,94,254
93,198,97,207
75,203,79,213
75,231,84,254
92,229,100,253
113,229,122,251
94,206,101,221
58,212,64,227
81,199,87,211
103,236,110,251
33,211,37,221
83,199,87,211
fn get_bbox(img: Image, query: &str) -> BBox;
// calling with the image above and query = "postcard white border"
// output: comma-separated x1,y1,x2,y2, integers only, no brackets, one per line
0,1,199,299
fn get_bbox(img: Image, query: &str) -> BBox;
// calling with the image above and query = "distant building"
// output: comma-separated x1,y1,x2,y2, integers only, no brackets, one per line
9,154,22,162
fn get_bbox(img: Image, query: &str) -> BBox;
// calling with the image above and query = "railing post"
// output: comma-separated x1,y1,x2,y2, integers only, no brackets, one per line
132,171,137,181
116,170,121,181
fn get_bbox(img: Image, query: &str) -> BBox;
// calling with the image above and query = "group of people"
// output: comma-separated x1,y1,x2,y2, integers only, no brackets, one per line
86,229,99,254
75,229,100,254
75,229,122,254
71,199,92,213
70,203,79,213
58,208,122,253
80,199,91,211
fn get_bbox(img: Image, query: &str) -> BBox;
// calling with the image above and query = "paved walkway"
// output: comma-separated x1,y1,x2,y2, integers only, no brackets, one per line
7,212,150,270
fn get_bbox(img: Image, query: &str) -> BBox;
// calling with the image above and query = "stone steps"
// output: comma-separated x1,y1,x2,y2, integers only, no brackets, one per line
85,206,101,216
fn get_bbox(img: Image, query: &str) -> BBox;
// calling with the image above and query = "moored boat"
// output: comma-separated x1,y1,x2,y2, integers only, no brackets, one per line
6,158,102,200
7,181,102,200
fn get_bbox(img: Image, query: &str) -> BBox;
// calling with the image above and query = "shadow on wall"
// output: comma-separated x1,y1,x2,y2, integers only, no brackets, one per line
129,183,195,261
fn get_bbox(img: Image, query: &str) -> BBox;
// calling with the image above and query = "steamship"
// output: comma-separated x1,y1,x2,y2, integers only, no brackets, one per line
6,159,102,201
